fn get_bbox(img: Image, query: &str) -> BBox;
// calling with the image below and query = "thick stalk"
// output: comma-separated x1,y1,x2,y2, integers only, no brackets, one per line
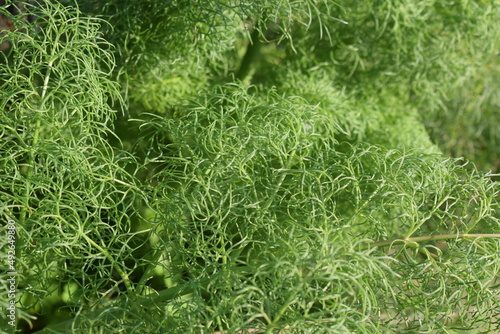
236,27,262,82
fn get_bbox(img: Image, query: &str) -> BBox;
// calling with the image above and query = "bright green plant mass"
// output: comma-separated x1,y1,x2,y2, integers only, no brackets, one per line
1,1,499,333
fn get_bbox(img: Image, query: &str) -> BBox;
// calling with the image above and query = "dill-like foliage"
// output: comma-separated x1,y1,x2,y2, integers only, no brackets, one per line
1,1,499,333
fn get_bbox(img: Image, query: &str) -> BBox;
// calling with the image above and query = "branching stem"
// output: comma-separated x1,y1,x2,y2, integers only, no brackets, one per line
82,233,134,294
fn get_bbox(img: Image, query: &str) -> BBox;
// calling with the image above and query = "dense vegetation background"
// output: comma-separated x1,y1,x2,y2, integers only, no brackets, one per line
1,0,499,333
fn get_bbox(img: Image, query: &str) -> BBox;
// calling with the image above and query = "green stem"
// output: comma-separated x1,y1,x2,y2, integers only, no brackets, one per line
236,27,262,82
265,265,313,334
18,117,41,225
82,233,134,294
19,48,55,225
404,195,452,239
262,149,297,212
18,54,55,261
264,287,301,334
135,247,164,295
369,233,500,249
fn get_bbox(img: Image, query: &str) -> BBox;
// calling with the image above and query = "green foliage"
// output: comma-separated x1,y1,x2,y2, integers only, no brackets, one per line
0,0,145,330
279,0,500,170
145,85,499,332
0,0,499,333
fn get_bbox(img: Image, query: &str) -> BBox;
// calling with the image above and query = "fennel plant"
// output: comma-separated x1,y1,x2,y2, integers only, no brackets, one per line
1,1,499,333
